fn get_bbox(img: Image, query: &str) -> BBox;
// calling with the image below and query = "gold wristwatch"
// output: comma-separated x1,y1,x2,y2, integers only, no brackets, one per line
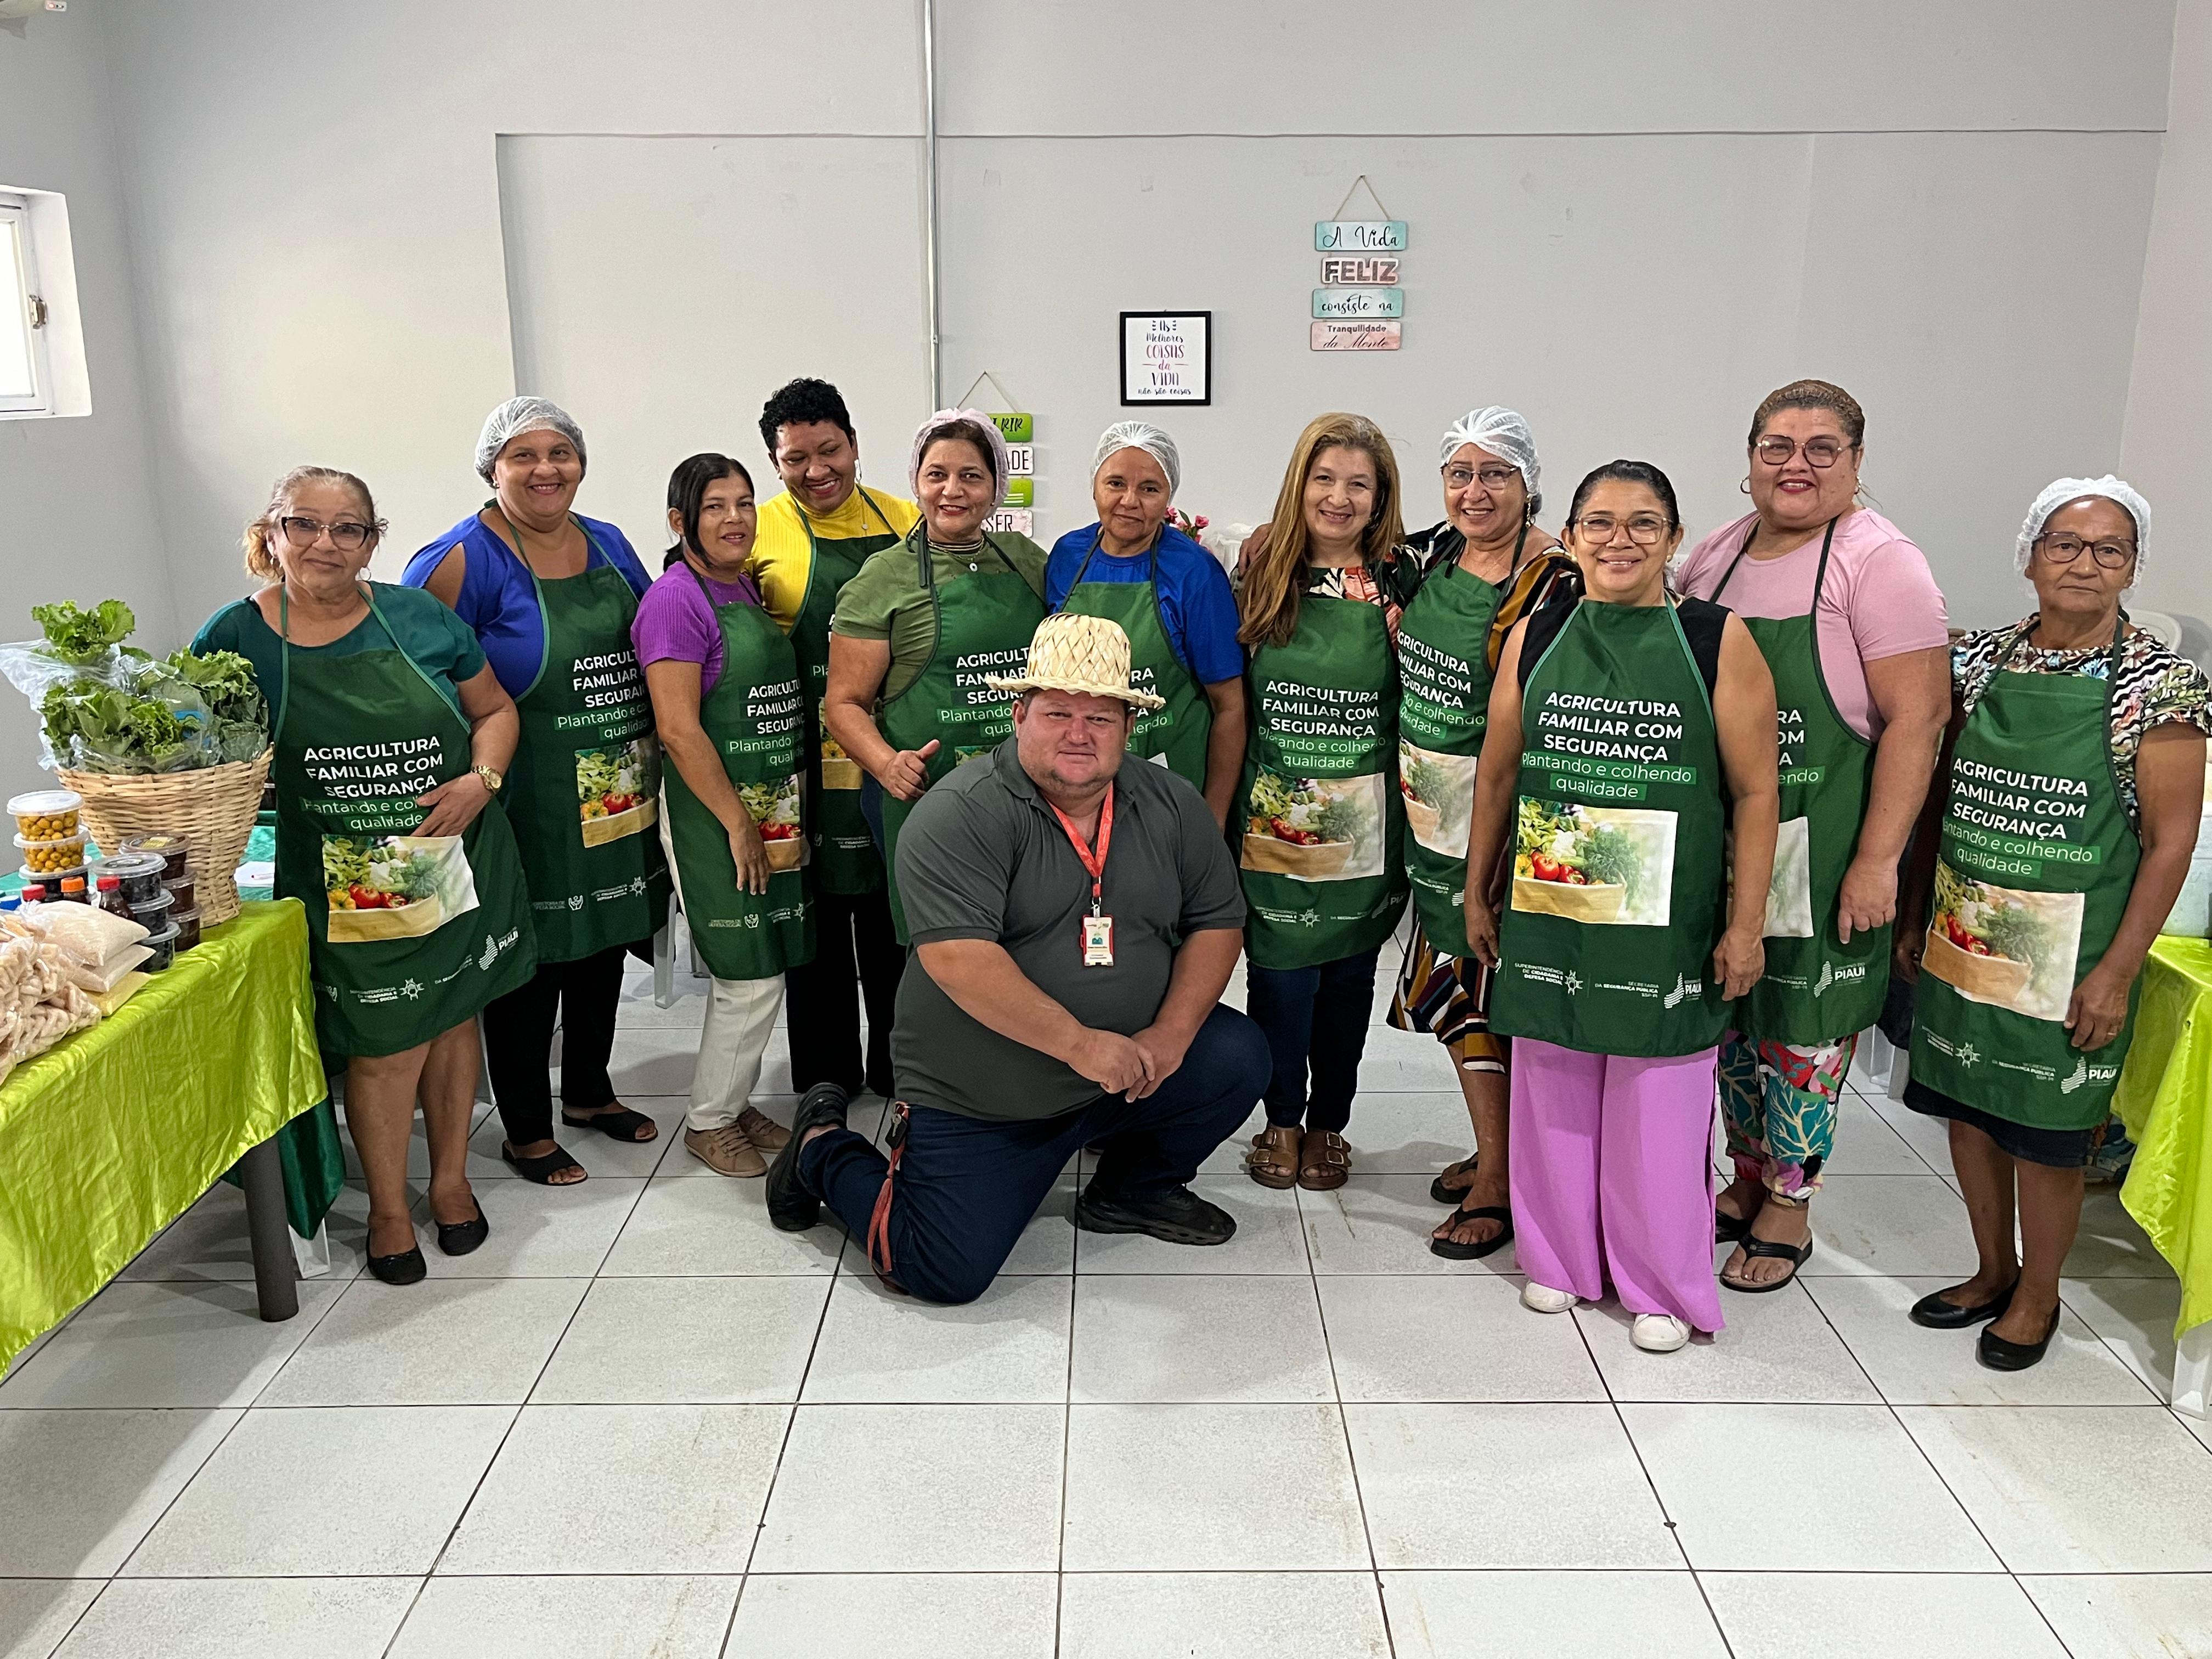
473,764,504,794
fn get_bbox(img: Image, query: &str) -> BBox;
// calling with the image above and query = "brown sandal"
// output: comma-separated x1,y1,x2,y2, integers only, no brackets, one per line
1245,1125,1300,1189
1297,1129,1351,1191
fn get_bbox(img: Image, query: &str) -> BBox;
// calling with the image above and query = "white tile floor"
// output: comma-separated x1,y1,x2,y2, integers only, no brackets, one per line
3,954,2210,1657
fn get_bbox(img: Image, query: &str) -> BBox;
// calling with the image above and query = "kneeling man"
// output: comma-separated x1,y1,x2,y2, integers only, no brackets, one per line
767,614,1265,1302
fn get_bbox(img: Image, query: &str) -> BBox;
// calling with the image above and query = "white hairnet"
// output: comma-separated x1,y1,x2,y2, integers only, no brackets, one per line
1438,407,1541,511
476,396,585,484
1091,421,1181,498
2015,475,2150,578
909,409,1011,510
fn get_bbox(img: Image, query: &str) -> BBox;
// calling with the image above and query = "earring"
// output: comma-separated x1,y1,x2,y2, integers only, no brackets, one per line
1739,477,1752,495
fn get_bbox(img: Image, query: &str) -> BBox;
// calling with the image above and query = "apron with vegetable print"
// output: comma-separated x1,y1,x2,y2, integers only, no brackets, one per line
1492,600,1731,1058
875,526,1049,941
662,564,815,980
793,489,905,896
1236,578,1408,970
1909,621,2141,1130
1395,539,1511,960
1712,520,1886,1042
275,587,535,1058
489,509,671,962
1058,529,1211,788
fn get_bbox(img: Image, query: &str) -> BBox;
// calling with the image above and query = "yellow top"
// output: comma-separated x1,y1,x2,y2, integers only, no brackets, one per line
749,484,921,634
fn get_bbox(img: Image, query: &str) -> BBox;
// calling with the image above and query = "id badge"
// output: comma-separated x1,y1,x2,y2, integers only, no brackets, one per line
1082,913,1115,967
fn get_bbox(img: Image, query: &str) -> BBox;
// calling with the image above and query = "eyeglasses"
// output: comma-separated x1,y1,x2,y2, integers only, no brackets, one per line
2036,533,2135,571
1752,436,1850,469
1573,514,1668,545
279,516,378,552
1442,464,1520,492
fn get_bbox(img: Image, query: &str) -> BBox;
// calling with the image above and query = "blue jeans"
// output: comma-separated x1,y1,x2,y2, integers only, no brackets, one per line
1245,944,1384,1134
797,1003,1267,1304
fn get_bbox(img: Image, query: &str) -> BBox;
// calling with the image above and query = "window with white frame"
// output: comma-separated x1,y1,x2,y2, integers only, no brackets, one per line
0,193,53,416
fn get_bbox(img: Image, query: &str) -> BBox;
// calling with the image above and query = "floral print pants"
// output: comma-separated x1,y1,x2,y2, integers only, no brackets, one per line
1718,1032,1859,1203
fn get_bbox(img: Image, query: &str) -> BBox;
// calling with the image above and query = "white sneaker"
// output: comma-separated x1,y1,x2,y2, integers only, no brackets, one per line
1632,1314,1691,1352
1521,1281,1577,1313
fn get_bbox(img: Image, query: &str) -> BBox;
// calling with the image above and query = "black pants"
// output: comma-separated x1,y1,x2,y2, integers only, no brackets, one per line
784,888,904,1097
798,1003,1267,1304
1245,944,1384,1133
482,942,627,1146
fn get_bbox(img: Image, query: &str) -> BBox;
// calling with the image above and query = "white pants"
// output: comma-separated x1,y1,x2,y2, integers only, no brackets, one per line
659,792,788,1132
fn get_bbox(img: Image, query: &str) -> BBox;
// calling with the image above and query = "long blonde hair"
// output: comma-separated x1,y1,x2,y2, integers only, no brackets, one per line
241,466,383,582
1237,413,1404,648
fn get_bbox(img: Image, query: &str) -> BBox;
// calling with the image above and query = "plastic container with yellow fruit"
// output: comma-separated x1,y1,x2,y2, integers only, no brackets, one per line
14,828,89,873
7,789,82,842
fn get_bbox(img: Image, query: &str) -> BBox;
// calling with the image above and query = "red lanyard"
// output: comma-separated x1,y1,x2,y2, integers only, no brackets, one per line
1048,785,1115,916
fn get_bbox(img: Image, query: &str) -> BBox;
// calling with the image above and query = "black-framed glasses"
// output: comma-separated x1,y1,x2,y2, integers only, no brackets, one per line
1574,514,1668,545
279,516,379,552
1442,463,1520,492
2036,533,2135,571
1752,435,1849,469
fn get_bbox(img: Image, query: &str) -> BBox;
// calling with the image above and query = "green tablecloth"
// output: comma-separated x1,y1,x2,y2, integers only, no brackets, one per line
0,899,337,1371
2116,936,2212,1340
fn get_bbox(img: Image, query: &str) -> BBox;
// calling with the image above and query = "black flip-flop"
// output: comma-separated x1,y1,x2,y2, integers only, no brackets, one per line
1429,1204,1514,1261
561,1104,658,1143
1721,1234,1813,1293
1430,1155,1480,1206
500,1141,588,1184
1714,1207,1753,1245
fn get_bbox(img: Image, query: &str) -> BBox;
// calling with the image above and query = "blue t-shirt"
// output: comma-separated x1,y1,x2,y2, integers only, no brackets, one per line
191,583,488,734
1043,523,1244,686
402,511,652,698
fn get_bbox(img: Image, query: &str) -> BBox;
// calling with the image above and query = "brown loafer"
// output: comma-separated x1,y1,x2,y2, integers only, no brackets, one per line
1297,1129,1351,1191
1245,1124,1300,1189
737,1105,791,1153
685,1124,766,1178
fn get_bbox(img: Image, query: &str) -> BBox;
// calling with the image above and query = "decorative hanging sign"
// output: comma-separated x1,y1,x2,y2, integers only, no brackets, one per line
1120,312,1211,405
1311,177,1404,351
983,508,1035,535
954,381,1041,538
1311,320,1403,352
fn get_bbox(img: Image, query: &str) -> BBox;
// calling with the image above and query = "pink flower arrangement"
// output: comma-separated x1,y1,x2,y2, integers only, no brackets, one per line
1168,508,1210,539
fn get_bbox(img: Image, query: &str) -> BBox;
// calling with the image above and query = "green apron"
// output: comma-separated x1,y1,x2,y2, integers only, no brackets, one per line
792,488,905,895
1058,528,1211,788
1236,574,1408,969
661,563,816,980
1711,519,1887,1042
874,525,1048,941
488,508,670,962
1395,533,1515,959
1909,620,2142,1128
1491,599,1731,1057
274,586,536,1058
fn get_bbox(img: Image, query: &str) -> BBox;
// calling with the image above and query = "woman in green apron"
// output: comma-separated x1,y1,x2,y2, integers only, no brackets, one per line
1389,406,1578,1260
1234,413,1416,1194
1899,476,2207,1370
1677,380,1952,1293
1046,421,1248,823
635,454,816,1176
750,377,921,1103
822,409,1049,943
409,397,670,1188
1463,460,1780,1352
196,466,537,1286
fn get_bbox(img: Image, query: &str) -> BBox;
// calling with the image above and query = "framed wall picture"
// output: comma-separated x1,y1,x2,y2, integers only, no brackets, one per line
1120,311,1211,406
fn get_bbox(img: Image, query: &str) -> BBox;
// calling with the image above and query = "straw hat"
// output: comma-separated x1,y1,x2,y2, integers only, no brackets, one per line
985,614,1166,711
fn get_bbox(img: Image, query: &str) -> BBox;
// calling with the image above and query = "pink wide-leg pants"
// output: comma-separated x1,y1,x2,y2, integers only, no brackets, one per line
1509,1037,1724,1335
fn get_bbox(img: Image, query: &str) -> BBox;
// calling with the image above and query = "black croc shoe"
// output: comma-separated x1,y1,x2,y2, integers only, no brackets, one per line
1909,1279,2018,1330
1978,1305,2063,1372
1073,1184,1236,1247
766,1083,851,1233
436,1200,490,1258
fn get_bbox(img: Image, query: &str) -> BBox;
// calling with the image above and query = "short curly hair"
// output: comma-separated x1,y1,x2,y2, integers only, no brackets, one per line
758,377,855,458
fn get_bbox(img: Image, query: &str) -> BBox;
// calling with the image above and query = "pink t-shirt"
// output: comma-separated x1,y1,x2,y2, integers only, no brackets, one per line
631,563,766,700
1675,507,1948,740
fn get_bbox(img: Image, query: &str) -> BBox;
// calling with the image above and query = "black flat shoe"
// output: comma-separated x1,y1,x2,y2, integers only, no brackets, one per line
766,1082,851,1233
1979,1304,2064,1372
1073,1183,1235,1246
365,1242,426,1285
435,1200,489,1257
1909,1279,2018,1330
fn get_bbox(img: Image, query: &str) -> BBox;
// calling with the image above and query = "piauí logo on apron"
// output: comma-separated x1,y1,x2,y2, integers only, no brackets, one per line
1663,970,1697,1010
2058,1056,2122,1095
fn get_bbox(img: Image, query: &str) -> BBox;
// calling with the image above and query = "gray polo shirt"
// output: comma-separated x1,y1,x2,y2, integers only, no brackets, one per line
891,740,1246,1122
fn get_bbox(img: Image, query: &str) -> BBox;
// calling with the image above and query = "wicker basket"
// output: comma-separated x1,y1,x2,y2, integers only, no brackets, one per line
59,749,272,926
